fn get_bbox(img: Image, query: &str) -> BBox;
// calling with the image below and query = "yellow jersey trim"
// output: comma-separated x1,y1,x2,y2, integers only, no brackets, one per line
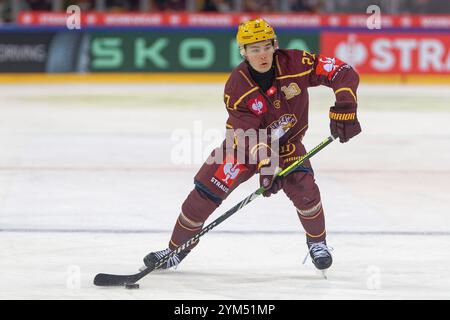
239,70,255,87
275,55,282,76
334,87,357,102
229,87,260,110
276,69,313,80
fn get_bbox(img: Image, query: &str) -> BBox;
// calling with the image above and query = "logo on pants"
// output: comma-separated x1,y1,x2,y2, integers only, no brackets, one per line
214,159,247,188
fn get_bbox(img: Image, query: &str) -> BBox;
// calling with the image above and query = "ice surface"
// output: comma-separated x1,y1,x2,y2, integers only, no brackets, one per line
0,83,449,299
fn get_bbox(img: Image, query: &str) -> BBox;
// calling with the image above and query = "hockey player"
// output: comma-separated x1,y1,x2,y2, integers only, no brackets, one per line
144,19,361,272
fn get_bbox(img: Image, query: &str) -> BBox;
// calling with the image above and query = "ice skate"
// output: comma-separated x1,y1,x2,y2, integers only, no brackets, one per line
142,248,190,271
303,240,333,278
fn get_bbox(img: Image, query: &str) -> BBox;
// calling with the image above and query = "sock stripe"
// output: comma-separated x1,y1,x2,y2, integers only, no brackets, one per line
305,229,326,238
180,212,203,228
177,218,203,232
297,207,324,220
169,239,179,249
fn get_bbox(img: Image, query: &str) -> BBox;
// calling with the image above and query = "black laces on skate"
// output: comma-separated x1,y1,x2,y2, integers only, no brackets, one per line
154,248,182,269
303,241,334,265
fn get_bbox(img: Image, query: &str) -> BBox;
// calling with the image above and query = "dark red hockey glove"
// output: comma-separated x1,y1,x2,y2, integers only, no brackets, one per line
329,102,362,143
259,159,282,197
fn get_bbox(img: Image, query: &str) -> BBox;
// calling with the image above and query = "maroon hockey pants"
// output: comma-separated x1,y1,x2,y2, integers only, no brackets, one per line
168,140,326,251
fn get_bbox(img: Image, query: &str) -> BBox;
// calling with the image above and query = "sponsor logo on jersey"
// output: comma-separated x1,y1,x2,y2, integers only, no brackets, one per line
280,143,296,158
273,99,281,109
316,55,345,80
246,95,267,115
281,83,301,100
266,86,277,96
213,157,247,189
268,114,297,139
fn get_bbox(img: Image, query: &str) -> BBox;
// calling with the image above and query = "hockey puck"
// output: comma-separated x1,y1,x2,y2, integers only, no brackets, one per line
125,283,139,289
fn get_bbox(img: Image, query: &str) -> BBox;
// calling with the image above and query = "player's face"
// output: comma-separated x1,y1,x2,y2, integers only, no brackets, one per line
244,40,275,73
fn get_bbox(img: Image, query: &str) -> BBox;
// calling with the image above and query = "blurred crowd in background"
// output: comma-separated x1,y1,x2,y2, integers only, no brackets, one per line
1,0,450,22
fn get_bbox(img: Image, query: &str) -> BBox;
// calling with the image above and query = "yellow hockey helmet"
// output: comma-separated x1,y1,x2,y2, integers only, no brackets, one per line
236,18,276,48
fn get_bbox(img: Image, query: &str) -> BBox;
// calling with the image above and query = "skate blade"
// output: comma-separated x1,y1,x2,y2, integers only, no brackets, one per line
316,269,328,279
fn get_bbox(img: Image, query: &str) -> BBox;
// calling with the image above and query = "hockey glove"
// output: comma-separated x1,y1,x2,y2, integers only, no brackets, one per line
329,102,361,143
259,159,282,197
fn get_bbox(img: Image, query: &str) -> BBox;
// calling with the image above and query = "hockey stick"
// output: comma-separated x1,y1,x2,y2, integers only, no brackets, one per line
93,135,336,286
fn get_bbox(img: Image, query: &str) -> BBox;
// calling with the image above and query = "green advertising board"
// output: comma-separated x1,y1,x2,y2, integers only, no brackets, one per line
89,30,319,72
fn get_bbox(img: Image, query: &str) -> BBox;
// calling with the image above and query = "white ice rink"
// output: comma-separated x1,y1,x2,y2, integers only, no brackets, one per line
0,83,449,299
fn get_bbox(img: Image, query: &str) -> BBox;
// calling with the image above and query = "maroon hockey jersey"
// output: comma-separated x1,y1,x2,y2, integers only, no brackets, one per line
224,49,359,167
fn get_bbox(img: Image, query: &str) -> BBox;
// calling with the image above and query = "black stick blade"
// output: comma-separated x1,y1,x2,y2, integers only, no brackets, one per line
94,265,154,286
94,272,142,286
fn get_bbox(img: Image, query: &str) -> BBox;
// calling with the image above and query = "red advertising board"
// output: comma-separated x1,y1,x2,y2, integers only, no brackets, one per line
17,11,450,29
321,32,450,74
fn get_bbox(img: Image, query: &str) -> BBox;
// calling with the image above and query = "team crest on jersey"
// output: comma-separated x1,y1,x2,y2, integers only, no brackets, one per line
213,156,247,189
316,55,344,80
246,95,267,115
268,114,297,139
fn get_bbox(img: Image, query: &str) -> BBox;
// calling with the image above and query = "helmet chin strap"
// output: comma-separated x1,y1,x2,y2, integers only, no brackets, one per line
273,38,279,50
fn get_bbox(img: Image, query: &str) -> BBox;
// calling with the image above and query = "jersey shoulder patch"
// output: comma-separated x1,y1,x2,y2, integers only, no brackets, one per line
315,55,346,80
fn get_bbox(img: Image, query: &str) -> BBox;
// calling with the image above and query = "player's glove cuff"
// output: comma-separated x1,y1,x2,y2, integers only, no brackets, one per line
329,102,361,143
259,159,283,197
